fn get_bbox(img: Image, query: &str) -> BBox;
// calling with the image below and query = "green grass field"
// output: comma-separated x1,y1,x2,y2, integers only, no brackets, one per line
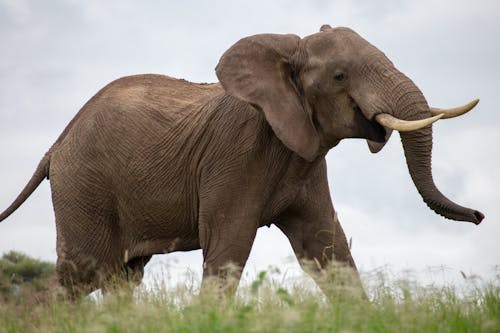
0,253,498,333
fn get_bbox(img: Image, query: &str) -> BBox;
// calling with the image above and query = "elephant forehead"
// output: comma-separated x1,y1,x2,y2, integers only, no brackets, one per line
303,28,382,61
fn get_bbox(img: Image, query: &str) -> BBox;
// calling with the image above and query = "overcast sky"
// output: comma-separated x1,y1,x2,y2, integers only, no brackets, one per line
0,0,498,288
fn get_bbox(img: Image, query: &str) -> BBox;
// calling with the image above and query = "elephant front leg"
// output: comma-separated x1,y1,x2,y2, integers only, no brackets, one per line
276,210,366,300
198,213,258,295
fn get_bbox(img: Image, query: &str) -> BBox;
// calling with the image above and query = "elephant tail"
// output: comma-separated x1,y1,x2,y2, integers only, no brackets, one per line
0,151,50,222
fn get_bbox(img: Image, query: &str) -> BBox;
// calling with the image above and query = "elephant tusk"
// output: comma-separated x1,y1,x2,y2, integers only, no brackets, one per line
375,113,444,132
430,98,479,119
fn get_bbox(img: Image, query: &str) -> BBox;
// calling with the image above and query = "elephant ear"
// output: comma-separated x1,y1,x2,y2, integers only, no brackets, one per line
367,128,393,153
215,34,320,161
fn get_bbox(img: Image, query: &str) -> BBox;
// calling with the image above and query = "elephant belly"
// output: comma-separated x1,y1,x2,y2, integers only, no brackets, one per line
126,236,201,260
116,189,201,258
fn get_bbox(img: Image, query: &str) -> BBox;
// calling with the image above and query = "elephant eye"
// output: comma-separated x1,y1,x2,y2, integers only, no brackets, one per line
333,71,347,82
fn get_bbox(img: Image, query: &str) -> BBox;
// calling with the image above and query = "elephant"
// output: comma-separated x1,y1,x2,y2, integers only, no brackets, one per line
0,25,484,298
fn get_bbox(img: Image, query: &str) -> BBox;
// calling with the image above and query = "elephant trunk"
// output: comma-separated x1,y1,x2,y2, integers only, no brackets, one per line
391,77,484,224
400,127,483,224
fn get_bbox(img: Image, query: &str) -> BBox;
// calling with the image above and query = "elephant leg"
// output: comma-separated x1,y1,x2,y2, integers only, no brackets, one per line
198,214,258,295
276,210,366,299
56,253,108,299
124,255,152,285
98,255,153,297
51,180,122,298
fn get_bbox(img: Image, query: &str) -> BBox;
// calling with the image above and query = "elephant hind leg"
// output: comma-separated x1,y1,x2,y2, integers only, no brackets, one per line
93,256,153,297
56,255,152,299
53,212,123,298
55,224,123,299
56,255,107,299
124,255,152,285
51,175,124,298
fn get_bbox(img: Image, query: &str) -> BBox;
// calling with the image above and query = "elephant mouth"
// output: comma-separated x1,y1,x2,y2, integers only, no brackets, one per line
352,104,387,143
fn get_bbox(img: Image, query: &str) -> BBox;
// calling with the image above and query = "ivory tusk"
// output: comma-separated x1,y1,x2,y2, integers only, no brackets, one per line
430,99,479,119
375,113,444,132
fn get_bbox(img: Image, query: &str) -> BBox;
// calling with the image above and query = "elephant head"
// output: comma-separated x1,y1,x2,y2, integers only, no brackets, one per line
215,25,483,225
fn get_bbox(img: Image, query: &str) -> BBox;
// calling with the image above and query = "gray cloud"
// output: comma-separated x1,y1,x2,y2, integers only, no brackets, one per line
0,0,498,285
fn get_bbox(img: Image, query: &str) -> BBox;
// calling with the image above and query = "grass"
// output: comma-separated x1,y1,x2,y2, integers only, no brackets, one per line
0,256,498,333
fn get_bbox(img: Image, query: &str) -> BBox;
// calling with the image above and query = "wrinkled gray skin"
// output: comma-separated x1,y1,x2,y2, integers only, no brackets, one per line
0,26,483,297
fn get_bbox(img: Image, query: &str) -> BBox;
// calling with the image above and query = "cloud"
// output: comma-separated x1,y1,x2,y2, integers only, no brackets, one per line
0,0,498,287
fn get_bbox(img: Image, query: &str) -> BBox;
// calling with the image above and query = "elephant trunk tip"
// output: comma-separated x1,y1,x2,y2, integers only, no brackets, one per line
458,208,484,225
472,210,485,225
427,198,485,225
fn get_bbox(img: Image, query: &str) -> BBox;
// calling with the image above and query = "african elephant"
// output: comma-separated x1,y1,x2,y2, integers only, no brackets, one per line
0,25,484,297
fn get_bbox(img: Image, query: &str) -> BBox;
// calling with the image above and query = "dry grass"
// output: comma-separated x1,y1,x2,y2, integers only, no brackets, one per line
0,258,498,333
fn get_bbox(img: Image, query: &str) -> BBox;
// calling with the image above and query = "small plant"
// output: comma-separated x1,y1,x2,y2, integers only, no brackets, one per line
0,250,55,302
